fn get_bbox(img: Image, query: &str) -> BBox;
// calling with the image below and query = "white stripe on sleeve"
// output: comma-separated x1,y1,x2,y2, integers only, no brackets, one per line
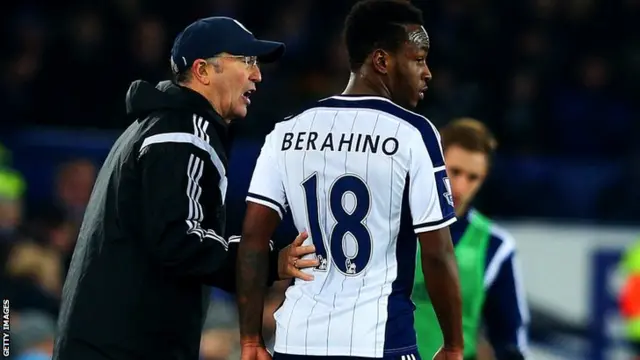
228,235,274,251
185,153,227,249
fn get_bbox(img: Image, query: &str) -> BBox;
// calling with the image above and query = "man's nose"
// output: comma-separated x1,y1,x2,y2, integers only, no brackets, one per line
250,66,262,83
423,65,432,82
451,176,468,195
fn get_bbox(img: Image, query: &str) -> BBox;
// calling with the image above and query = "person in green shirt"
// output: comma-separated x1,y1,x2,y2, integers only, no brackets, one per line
414,118,530,360
619,239,640,359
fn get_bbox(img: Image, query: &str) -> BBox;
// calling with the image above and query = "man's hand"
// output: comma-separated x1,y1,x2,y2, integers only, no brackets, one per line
277,231,319,281
240,344,272,360
432,347,463,360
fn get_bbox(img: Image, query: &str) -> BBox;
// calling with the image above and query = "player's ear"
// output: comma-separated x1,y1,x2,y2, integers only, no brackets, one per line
372,49,390,75
192,59,211,85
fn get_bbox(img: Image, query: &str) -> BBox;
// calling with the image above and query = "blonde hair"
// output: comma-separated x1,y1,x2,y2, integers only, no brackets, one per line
440,117,498,155
5,242,62,296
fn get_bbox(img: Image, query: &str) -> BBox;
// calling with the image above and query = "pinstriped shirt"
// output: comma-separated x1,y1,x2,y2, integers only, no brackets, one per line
246,95,456,357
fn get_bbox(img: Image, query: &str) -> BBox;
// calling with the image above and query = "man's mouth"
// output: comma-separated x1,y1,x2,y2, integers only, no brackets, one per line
453,195,462,207
418,85,428,100
242,89,255,104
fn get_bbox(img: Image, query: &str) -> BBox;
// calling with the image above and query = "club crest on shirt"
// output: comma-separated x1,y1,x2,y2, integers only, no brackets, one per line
316,255,328,271
442,177,454,207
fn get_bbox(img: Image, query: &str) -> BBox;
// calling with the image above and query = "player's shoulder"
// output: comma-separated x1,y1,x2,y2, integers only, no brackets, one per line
281,95,437,135
320,95,437,130
268,97,321,137
468,208,516,255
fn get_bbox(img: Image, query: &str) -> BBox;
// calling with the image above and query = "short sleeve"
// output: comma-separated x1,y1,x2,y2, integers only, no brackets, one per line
246,130,288,219
408,129,456,233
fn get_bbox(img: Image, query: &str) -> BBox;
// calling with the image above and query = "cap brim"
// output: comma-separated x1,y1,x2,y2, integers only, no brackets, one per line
248,39,286,63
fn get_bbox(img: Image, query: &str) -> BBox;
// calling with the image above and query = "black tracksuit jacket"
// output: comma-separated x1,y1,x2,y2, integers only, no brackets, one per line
53,80,280,360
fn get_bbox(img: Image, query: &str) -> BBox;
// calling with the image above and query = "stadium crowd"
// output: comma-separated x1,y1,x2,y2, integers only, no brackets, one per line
0,0,638,358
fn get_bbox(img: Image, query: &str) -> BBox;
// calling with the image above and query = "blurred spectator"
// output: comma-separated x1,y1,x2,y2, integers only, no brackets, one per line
5,241,62,297
0,238,61,319
0,167,26,239
0,162,64,319
25,204,77,275
200,290,241,360
53,159,96,227
199,281,289,359
126,16,171,83
0,164,26,275
549,55,633,157
12,310,56,360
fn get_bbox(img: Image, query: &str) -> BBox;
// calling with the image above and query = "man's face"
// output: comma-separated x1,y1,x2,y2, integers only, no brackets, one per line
203,54,262,120
389,24,432,108
0,199,21,232
444,145,489,214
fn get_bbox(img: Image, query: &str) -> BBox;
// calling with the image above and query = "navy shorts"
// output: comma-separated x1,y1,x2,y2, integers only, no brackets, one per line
273,351,422,360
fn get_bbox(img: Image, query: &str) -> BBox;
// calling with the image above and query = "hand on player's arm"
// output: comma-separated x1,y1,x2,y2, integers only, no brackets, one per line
277,231,319,281
202,231,316,291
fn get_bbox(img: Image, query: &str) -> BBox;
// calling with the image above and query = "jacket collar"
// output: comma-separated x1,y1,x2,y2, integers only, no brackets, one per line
171,83,229,132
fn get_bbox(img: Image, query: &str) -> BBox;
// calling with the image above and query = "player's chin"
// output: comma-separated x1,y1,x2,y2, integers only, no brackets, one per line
453,196,464,210
231,104,249,119
405,90,424,108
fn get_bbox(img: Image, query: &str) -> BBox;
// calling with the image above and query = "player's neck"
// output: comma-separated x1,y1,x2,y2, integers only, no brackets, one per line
342,72,392,100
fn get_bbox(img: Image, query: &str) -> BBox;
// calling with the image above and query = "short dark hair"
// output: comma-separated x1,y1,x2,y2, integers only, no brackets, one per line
173,71,191,84
344,0,424,71
440,118,498,160
172,57,221,85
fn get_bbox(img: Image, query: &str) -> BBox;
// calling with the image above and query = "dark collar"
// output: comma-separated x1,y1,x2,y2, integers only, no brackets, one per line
171,82,229,132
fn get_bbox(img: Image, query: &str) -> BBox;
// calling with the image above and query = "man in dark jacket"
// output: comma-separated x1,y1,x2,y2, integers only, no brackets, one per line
53,17,317,360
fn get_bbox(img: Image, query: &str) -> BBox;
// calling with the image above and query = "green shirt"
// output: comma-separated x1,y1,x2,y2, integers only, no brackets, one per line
412,210,493,358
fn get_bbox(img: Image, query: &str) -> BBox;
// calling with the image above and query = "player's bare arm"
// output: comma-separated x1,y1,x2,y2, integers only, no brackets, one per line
237,202,282,348
419,227,464,355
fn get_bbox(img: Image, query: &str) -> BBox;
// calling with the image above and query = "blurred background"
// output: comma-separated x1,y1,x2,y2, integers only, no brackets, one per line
0,0,638,359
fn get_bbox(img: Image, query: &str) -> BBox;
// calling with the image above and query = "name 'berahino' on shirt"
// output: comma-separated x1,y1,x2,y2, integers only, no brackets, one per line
281,131,400,156
245,95,457,358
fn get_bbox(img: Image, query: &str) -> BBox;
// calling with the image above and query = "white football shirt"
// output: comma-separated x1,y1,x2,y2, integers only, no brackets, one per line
246,95,456,357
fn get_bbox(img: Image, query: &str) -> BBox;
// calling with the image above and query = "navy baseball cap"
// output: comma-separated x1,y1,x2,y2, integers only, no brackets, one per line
170,16,285,74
